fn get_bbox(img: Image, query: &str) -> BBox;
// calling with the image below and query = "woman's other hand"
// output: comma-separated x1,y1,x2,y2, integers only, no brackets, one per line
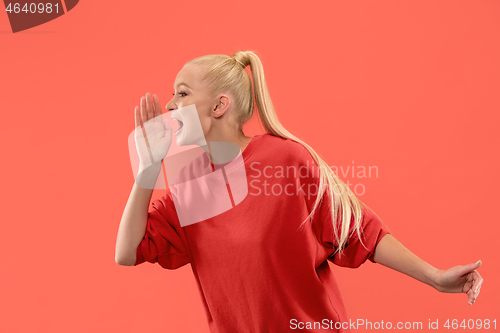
433,260,483,305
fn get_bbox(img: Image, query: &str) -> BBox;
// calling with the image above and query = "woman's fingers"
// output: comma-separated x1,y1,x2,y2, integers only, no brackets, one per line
153,94,162,121
141,96,147,124
467,271,483,305
472,273,483,304
134,106,140,128
475,281,482,295
467,289,475,305
467,272,476,305
146,92,154,121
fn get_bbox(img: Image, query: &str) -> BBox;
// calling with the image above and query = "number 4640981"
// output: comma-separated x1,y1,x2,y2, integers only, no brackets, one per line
443,319,496,330
6,3,60,14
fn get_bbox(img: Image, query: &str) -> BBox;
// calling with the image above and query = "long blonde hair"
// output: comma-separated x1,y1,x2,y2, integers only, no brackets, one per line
187,50,375,260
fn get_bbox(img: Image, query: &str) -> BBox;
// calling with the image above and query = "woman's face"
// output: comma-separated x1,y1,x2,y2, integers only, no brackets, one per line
166,64,217,147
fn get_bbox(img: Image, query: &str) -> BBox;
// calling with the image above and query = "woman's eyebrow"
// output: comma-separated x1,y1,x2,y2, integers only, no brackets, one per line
174,82,194,90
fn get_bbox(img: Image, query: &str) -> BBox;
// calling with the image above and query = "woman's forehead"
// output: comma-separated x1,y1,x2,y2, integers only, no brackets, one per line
175,64,203,89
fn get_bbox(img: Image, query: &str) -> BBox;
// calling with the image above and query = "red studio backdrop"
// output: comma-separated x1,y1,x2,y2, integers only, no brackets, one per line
0,1,498,332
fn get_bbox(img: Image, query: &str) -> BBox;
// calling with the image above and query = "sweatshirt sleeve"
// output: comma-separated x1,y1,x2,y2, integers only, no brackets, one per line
134,193,190,270
298,146,391,268
327,205,391,268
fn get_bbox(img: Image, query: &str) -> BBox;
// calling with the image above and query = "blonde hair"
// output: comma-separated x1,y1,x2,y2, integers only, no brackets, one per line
187,50,377,260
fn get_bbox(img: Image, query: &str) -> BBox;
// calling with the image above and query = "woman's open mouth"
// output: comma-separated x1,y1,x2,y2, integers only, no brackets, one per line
175,119,184,135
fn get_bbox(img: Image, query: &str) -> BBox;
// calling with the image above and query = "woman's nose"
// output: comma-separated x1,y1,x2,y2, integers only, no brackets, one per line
166,99,177,112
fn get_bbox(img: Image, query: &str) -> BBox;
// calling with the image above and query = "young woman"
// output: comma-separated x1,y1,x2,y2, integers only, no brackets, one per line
115,50,484,332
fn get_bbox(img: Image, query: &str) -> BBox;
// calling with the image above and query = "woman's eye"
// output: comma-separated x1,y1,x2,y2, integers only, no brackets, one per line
172,92,188,97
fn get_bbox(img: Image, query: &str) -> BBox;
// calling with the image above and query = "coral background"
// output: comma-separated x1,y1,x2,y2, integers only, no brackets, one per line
0,1,498,332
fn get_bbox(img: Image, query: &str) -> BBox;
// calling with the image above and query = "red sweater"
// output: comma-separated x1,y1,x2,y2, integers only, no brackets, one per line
134,133,391,332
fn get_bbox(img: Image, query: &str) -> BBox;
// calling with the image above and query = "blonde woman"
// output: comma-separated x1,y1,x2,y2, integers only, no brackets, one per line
115,51,484,332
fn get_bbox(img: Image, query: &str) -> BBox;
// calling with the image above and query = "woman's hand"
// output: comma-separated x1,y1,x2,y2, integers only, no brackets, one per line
134,92,172,168
433,260,483,305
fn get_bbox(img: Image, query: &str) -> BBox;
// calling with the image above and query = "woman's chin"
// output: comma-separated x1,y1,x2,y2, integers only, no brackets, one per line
174,134,185,146
174,127,185,145
174,129,206,147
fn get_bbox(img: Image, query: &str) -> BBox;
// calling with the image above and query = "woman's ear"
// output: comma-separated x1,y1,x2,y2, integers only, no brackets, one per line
213,95,230,118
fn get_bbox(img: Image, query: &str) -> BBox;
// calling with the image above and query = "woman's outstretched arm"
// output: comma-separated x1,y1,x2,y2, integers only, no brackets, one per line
372,234,483,305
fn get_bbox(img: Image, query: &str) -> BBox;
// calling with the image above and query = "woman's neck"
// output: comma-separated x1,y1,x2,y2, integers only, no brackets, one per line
203,130,253,164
